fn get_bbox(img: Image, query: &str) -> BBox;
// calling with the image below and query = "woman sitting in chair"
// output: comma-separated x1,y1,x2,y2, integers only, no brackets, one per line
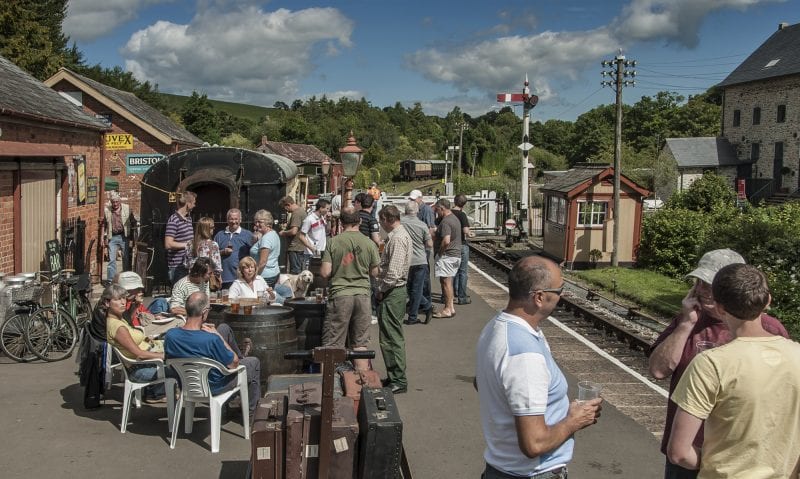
103,284,166,402
229,257,272,301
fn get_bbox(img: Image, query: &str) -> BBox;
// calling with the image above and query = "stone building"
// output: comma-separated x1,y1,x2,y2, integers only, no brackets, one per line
44,68,203,218
0,55,108,275
656,137,748,200
718,21,800,200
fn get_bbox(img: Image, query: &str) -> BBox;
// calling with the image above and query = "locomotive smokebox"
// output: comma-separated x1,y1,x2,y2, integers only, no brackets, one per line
139,146,299,289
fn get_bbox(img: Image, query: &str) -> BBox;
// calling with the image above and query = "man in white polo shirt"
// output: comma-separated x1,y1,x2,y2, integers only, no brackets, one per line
476,256,602,479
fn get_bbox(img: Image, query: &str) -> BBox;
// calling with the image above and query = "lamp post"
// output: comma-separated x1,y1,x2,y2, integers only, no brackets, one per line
338,131,363,208
321,157,330,194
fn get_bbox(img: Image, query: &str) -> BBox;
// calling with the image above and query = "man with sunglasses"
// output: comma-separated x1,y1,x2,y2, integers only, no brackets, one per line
648,249,789,479
476,256,602,479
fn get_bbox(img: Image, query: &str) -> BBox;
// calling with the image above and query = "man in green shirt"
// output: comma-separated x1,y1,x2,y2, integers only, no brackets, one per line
320,207,380,371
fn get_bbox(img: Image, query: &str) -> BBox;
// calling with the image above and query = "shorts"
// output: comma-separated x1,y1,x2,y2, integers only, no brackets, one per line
434,256,461,278
322,294,371,348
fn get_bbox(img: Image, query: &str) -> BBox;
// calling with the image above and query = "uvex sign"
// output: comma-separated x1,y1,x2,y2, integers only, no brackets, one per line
105,134,134,150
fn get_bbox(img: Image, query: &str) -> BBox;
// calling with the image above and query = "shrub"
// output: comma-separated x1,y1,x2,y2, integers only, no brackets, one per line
637,207,711,278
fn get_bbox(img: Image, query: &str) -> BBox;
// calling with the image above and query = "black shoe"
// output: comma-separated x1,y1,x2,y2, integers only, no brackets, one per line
390,384,407,394
457,297,472,305
424,308,433,324
404,319,420,325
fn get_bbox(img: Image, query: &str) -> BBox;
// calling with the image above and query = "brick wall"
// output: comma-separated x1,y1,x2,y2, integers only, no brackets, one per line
0,117,103,276
722,75,800,190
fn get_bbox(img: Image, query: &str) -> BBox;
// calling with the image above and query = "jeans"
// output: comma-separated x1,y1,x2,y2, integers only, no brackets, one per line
147,298,170,315
128,365,166,398
406,264,431,322
215,323,261,414
107,234,128,282
664,460,698,479
288,251,310,274
454,244,470,301
168,265,188,286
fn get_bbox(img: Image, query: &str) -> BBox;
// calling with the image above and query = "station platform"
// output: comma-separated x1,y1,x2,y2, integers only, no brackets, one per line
0,269,664,478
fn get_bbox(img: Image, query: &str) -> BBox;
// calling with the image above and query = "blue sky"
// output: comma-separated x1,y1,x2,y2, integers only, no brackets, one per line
63,0,798,120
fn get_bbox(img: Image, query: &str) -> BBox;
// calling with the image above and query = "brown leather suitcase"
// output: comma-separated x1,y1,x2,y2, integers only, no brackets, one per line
341,369,382,415
267,373,343,398
251,392,287,479
285,384,360,479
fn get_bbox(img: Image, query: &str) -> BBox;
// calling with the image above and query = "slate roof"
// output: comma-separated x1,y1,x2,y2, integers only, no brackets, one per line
255,137,334,166
718,23,800,87
541,163,649,197
664,137,745,168
50,68,203,145
0,55,107,130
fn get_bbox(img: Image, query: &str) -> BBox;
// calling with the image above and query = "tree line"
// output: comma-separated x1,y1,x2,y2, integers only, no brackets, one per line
2,0,720,191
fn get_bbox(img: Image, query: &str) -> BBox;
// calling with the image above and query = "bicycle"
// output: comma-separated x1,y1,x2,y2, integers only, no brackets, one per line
24,270,88,362
0,282,45,362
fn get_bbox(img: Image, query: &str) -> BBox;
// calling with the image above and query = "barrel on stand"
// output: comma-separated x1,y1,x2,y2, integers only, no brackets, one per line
223,305,299,386
307,256,328,291
285,297,326,373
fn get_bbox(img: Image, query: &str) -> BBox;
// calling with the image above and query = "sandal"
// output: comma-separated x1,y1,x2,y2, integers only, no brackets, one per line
432,310,455,319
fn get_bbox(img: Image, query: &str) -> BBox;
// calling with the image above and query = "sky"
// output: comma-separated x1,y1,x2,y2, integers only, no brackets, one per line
62,0,799,121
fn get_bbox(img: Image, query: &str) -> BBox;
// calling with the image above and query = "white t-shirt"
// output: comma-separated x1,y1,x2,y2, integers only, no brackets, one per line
475,311,572,476
229,276,269,300
300,211,327,254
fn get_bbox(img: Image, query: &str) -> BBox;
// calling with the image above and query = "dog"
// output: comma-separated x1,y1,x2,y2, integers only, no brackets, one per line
279,270,314,299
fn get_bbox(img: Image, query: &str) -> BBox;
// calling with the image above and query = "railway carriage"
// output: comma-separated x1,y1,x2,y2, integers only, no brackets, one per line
399,159,448,180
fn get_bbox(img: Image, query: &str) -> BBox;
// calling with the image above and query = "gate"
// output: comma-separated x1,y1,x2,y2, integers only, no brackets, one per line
61,217,86,274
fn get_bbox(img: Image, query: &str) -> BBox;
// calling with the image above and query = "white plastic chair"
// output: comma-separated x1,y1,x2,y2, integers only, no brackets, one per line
167,357,250,453
112,346,176,434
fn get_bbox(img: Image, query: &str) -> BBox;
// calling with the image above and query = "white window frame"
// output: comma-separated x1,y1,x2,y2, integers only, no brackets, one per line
576,201,607,227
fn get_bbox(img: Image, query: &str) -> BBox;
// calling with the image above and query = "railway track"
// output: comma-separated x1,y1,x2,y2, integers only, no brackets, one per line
468,240,668,352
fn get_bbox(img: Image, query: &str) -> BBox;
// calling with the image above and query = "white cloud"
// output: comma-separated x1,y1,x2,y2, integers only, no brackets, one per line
405,28,617,104
122,6,354,105
612,0,785,47
63,0,172,42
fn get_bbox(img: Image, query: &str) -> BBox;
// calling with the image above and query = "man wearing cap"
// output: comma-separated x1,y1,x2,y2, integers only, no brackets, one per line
118,271,180,335
103,192,137,284
667,264,800,478
409,189,435,237
648,248,789,479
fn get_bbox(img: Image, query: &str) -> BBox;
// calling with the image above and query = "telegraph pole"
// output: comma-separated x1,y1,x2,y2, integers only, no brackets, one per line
601,52,635,267
456,121,466,177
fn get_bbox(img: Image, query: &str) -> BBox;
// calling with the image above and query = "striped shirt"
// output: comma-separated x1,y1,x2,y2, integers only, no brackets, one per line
168,276,210,311
165,211,193,268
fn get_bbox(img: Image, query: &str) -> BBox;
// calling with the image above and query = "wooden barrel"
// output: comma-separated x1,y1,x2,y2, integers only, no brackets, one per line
307,256,328,290
285,298,325,351
223,305,299,385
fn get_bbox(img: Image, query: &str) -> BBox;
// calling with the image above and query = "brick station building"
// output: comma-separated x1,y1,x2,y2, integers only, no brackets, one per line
0,55,108,276
44,68,203,218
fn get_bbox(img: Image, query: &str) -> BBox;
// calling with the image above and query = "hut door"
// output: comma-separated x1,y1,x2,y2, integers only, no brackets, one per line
189,182,231,225
21,170,57,272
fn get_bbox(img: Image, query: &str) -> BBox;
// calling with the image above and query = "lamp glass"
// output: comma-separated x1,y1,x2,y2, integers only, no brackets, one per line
341,152,362,177
321,159,331,176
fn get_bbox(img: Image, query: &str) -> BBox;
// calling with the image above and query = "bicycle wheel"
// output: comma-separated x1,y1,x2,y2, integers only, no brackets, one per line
0,313,38,362
26,306,78,362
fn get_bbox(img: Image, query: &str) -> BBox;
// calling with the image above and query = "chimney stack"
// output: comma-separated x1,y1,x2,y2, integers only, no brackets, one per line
778,22,788,30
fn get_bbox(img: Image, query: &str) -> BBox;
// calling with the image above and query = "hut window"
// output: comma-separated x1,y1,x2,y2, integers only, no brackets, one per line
547,196,566,225
577,201,607,226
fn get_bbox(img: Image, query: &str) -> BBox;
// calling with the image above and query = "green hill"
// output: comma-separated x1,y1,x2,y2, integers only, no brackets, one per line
159,92,275,123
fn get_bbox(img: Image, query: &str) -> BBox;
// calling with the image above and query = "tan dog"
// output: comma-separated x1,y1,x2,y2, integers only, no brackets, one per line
279,270,314,299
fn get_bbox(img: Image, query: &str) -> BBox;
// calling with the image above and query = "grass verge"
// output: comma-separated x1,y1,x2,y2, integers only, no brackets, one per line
568,267,687,318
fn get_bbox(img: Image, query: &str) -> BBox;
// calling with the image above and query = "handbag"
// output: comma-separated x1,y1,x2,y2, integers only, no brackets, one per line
209,272,221,292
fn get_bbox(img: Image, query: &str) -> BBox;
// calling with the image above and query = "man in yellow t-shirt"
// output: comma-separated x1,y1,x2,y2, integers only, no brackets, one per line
668,264,800,478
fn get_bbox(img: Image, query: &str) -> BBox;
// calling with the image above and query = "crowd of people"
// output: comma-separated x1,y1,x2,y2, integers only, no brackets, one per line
94,188,800,477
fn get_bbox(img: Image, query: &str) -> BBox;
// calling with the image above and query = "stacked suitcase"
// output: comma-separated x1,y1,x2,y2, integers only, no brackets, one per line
340,369,382,415
250,374,407,479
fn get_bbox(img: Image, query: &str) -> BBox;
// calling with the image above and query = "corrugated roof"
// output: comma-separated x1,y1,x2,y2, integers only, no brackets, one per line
718,23,800,87
664,137,745,167
0,55,107,130
53,68,203,145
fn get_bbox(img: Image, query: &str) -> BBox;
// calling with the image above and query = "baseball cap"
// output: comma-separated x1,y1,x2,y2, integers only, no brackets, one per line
409,189,423,200
118,271,144,291
685,248,745,285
